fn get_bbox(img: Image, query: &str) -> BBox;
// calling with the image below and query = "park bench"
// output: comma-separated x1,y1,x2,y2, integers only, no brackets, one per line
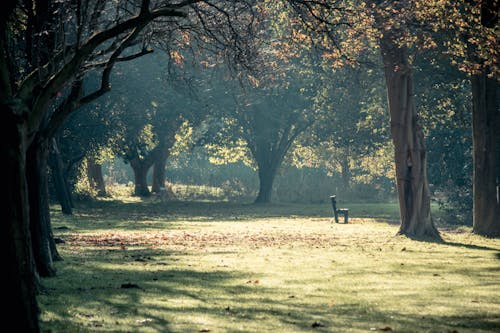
330,195,349,224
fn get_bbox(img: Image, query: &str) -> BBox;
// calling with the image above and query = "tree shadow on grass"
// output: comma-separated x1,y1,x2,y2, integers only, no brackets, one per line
40,245,500,333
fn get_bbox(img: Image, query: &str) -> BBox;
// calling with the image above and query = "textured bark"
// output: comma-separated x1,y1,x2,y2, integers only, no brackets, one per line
87,157,107,197
380,35,441,239
27,136,56,277
0,107,40,332
471,72,500,236
470,0,500,237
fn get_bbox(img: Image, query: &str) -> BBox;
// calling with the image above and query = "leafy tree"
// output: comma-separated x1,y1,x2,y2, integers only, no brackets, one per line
0,1,260,329
310,64,390,193
284,0,440,238
100,55,203,197
206,62,320,203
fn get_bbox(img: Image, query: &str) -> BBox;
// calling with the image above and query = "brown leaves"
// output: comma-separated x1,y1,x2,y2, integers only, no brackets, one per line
63,229,341,249
246,279,260,284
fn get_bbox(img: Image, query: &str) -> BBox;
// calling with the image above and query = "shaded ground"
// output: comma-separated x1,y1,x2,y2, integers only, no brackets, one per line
40,200,500,332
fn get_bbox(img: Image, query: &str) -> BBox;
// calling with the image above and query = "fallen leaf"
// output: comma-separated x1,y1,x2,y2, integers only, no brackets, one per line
401,247,406,251
199,329,211,332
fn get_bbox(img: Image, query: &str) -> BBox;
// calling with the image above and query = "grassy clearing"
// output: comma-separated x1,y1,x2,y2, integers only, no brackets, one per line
41,200,500,333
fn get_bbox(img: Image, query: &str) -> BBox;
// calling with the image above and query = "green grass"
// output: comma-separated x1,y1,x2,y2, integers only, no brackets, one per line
40,199,500,332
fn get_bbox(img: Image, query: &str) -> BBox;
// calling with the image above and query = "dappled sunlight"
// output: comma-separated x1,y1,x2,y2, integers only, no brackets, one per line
40,202,500,332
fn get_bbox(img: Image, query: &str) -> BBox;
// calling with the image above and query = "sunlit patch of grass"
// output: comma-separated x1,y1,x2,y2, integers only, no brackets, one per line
42,201,500,332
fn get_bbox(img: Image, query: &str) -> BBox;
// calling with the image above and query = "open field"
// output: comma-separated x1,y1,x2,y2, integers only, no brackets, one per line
40,200,500,332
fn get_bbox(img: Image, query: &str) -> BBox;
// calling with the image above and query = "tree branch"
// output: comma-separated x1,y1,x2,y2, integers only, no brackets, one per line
22,1,190,133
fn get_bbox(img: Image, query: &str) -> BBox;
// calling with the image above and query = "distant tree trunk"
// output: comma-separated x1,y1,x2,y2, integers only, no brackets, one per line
87,157,107,197
471,72,500,236
130,158,151,197
255,166,276,204
470,0,500,237
1,108,40,332
152,151,169,193
340,150,351,192
152,130,177,193
48,138,73,215
254,156,282,204
26,135,57,277
379,34,441,239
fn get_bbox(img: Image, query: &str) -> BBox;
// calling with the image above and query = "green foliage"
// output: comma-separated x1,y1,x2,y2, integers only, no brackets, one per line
415,58,473,224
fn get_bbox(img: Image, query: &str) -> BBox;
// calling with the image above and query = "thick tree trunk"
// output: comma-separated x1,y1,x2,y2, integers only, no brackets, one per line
470,0,500,237
151,150,169,193
48,139,73,214
255,162,279,204
380,35,441,239
130,158,151,197
87,157,107,197
0,109,40,332
471,72,500,236
27,136,57,277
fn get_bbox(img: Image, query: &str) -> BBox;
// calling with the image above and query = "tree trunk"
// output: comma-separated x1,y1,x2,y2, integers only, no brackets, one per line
0,108,40,332
380,35,441,239
27,135,57,277
87,157,107,197
151,150,169,193
470,0,500,237
254,161,279,204
48,138,73,214
340,151,351,192
471,72,500,236
130,158,151,197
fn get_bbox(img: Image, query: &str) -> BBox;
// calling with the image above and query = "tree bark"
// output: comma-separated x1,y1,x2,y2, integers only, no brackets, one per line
48,138,73,214
471,72,500,236
86,157,107,197
26,135,57,277
470,0,500,237
130,158,151,197
0,107,40,332
379,35,441,239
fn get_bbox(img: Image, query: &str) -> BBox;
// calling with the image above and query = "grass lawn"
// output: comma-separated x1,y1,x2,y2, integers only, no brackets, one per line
40,199,500,333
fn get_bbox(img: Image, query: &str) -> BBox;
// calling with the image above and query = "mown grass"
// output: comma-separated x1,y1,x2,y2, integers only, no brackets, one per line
40,199,500,333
